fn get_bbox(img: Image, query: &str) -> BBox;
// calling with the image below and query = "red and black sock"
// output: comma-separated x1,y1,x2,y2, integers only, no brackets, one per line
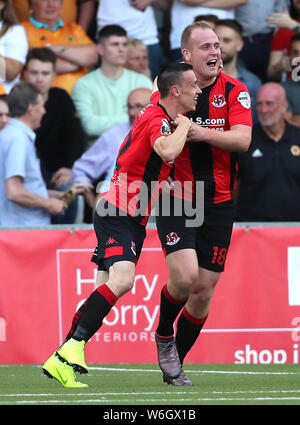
156,284,187,340
65,299,88,342
175,307,208,364
72,284,117,342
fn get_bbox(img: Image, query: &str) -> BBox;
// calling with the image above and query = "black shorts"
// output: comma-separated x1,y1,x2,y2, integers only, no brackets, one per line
155,198,235,272
91,211,146,271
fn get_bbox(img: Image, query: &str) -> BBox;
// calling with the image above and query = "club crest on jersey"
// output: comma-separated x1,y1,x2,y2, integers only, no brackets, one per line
160,118,172,135
237,91,251,109
112,171,121,187
166,232,180,246
211,94,227,108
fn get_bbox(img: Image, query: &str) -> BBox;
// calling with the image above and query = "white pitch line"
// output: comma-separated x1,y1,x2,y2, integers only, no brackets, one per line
212,389,300,394
2,389,300,403
2,389,300,398
89,366,299,375
192,370,299,375
0,391,194,397
89,366,160,373
3,399,197,404
3,396,300,404
196,397,300,402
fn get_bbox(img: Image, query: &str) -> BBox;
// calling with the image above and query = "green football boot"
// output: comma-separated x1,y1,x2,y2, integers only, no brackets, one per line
57,338,89,374
42,353,88,388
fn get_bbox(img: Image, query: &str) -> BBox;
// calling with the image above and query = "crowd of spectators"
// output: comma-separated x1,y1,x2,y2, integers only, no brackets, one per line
0,0,300,227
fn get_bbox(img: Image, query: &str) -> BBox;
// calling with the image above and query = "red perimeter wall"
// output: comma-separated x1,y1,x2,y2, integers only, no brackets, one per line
0,225,300,365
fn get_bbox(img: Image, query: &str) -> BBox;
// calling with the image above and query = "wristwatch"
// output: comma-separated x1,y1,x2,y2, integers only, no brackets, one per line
292,23,300,33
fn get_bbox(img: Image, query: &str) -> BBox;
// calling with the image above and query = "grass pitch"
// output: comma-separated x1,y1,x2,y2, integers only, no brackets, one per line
1,363,300,406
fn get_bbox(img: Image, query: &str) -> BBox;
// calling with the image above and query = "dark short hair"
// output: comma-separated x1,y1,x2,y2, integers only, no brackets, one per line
157,62,193,98
194,14,218,26
25,47,57,69
290,33,300,47
216,19,244,37
290,1,300,20
8,82,41,117
97,24,127,43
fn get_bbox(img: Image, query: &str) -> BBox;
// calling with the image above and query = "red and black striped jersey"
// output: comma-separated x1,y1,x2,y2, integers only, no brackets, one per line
173,72,252,204
103,92,173,226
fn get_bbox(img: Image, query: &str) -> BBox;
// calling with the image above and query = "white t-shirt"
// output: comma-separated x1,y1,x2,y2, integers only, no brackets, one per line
170,0,234,50
97,0,158,45
0,22,28,93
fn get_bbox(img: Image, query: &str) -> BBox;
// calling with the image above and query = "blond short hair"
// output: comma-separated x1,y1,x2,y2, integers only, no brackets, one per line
181,20,215,50
127,37,148,52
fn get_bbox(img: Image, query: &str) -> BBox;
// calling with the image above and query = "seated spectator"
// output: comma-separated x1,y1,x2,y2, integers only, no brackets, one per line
72,87,152,221
0,82,66,226
235,0,286,83
0,94,10,129
23,47,88,224
266,0,300,81
96,0,170,79
215,19,262,123
72,24,153,144
125,37,152,79
21,0,98,95
0,0,28,93
12,0,96,32
281,33,300,127
169,0,246,62
235,82,300,222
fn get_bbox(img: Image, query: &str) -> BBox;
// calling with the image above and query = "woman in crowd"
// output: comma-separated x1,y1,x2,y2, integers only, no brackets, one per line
0,0,28,93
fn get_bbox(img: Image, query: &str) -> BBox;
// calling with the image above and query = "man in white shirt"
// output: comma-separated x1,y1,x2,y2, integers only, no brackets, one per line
169,0,247,61
96,0,170,79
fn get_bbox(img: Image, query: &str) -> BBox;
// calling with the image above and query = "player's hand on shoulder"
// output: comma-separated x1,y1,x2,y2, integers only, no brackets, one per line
187,121,206,142
173,114,191,129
